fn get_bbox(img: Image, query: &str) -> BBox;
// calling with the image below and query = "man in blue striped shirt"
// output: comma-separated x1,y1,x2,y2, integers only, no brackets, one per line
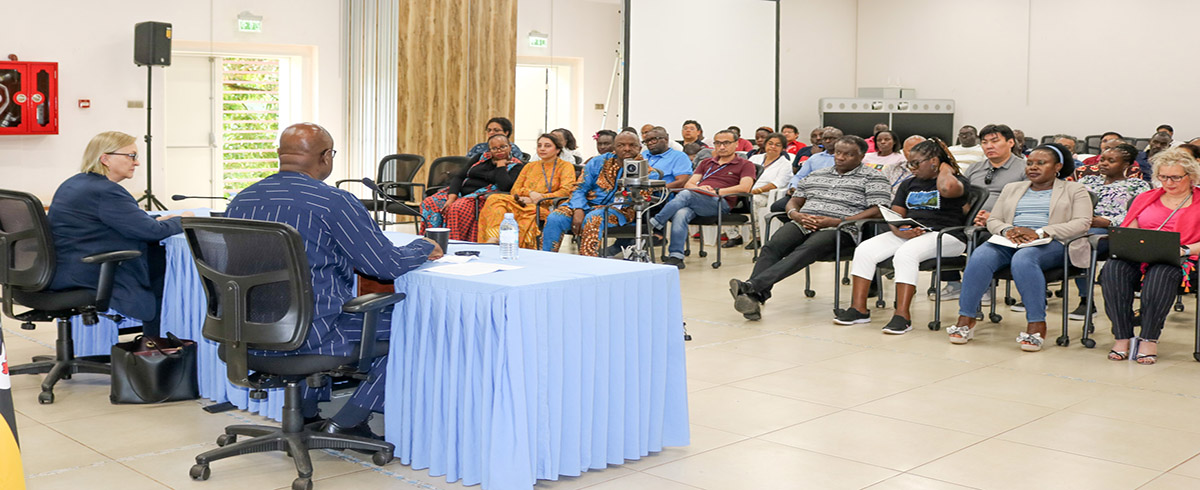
227,123,442,439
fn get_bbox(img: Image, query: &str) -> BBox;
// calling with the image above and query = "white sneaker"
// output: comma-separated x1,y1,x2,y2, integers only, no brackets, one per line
930,282,962,301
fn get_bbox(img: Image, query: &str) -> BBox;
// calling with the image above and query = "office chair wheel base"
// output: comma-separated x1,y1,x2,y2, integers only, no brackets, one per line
927,321,940,331
1055,336,1069,347
1174,303,1185,312
711,262,721,269
1081,338,1096,349
292,477,313,490
683,333,692,341
842,278,851,286
189,463,210,481
216,434,236,447
988,313,1002,324
698,251,707,258
20,322,35,330
875,300,886,309
683,250,691,257
38,391,53,404
1193,352,1200,362
372,449,393,466
1004,297,1016,306
804,290,816,298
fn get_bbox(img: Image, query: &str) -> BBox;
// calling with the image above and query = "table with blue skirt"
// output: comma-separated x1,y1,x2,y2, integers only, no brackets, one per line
82,227,688,489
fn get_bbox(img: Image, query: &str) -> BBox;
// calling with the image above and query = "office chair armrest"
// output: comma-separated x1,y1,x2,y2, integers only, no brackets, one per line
343,292,406,371
81,249,141,312
342,291,406,313
380,181,425,198
534,196,570,225
333,179,359,189
81,250,142,264
837,218,887,242
1088,233,1108,249
425,185,448,197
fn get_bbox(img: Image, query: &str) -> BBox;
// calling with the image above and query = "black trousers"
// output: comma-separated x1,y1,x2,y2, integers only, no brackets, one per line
141,242,166,338
1101,258,1183,341
746,224,851,302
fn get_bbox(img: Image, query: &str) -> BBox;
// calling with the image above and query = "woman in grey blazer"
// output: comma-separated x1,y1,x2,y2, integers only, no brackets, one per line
946,143,1092,351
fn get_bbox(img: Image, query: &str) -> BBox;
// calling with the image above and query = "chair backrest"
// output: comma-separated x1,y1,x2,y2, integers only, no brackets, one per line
1133,138,1151,152
1083,135,1103,155
963,185,990,226
182,217,314,387
377,153,425,202
1040,135,1056,145
427,156,472,189
0,189,55,294
1023,137,1038,152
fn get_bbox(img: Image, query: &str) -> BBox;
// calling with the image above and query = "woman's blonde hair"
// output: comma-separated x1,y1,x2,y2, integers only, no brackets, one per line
80,131,137,175
1151,147,1200,184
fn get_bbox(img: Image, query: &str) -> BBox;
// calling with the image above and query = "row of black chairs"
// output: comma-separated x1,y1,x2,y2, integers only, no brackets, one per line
1034,134,1153,154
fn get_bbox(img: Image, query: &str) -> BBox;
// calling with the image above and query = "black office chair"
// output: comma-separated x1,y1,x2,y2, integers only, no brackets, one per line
683,192,758,268
424,156,473,197
182,217,397,490
1133,138,1151,152
1083,135,1103,155
1040,135,1056,145
0,189,140,404
761,205,854,300
871,186,990,330
1023,137,1039,153
336,153,425,232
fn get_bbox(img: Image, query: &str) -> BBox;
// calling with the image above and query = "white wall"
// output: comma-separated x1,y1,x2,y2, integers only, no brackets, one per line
517,0,623,145
778,0,859,136
0,0,342,205
855,0,1200,141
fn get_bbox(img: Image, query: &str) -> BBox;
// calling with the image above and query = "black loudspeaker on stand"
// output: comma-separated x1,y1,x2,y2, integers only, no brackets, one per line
134,21,172,211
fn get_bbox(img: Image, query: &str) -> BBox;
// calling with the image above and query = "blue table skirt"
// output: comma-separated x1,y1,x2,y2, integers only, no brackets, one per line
383,235,690,489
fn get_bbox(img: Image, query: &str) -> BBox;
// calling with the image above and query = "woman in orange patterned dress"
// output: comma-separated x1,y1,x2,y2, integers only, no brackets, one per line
477,133,577,248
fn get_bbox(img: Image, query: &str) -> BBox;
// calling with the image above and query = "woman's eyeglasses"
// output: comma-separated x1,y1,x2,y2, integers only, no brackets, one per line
1158,174,1189,183
105,152,138,161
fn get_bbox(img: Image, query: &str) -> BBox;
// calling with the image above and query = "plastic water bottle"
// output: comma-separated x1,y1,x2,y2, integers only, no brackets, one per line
499,213,519,260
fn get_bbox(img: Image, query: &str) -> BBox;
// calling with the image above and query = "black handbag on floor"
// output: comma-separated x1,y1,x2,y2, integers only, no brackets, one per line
110,332,200,404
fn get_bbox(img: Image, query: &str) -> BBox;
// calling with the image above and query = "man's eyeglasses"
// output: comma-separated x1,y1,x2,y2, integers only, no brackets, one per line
1158,174,1189,183
712,140,736,147
105,152,138,161
323,149,338,158
642,136,663,145
984,166,997,185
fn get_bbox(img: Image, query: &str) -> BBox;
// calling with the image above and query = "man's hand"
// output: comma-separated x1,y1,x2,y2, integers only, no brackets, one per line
443,194,458,211
973,209,990,227
893,226,925,239
422,237,444,260
802,215,840,230
156,210,196,221
571,208,585,235
1006,226,1039,244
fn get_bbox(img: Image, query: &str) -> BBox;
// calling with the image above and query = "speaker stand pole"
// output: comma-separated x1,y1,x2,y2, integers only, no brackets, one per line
137,64,166,211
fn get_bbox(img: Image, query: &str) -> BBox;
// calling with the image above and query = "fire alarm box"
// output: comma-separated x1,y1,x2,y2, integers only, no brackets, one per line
0,62,58,135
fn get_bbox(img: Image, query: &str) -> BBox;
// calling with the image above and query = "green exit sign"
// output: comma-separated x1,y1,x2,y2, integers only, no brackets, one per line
529,36,547,48
239,19,262,32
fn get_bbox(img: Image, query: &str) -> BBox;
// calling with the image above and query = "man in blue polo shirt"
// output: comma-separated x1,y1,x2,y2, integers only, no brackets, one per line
786,127,841,187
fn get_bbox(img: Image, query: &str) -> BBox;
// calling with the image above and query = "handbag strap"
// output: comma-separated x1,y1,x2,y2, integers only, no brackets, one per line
123,336,192,404
1155,194,1191,231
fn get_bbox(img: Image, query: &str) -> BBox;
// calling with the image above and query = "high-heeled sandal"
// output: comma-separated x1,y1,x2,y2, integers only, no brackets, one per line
1135,338,1158,365
1107,350,1129,361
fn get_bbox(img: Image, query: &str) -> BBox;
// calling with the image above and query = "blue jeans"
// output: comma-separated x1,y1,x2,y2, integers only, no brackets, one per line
649,190,729,259
958,240,1065,322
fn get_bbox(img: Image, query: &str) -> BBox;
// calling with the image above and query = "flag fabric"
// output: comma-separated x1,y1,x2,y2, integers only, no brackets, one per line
0,328,27,490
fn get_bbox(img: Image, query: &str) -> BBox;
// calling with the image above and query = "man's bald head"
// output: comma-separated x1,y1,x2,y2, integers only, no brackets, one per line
278,123,335,180
903,135,926,160
613,131,641,160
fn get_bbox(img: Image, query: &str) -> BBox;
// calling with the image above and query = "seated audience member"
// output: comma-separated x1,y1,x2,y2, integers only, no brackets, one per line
746,126,774,158
552,128,582,163
781,124,806,155
226,123,442,437
787,127,842,184
465,117,525,164
728,126,754,153
947,143,1090,351
477,133,577,248
1072,134,1141,181
1013,129,1030,156
541,132,660,256
865,123,889,153
948,125,986,168
836,138,970,333
47,131,192,337
1156,124,1177,147
729,135,890,320
420,134,524,241
649,130,756,268
792,127,823,171
678,119,707,148
1067,143,1149,320
726,132,793,249
643,127,694,191
1136,131,1173,179
863,129,907,195
1075,132,1122,169
593,129,617,159
1101,148,1200,364
1178,144,1200,159
933,123,1028,301
1054,134,1084,168
641,123,684,153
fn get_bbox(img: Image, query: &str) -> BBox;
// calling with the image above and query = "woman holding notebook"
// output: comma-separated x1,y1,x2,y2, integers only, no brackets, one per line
947,143,1091,351
834,139,971,334
1100,148,1200,364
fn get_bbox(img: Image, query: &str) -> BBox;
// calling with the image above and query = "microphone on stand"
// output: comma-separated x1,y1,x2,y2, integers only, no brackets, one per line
360,178,426,226
171,194,230,201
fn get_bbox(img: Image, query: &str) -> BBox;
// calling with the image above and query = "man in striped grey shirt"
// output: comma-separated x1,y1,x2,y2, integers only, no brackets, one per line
227,123,443,440
729,135,890,320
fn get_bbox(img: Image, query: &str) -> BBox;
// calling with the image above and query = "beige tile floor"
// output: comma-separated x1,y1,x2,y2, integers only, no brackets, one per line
7,242,1200,489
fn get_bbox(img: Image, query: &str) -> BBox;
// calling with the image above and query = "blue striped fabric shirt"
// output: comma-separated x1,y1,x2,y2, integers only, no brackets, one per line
225,171,433,355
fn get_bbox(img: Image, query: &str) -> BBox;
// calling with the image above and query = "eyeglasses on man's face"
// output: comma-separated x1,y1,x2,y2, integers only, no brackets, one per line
712,140,736,147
